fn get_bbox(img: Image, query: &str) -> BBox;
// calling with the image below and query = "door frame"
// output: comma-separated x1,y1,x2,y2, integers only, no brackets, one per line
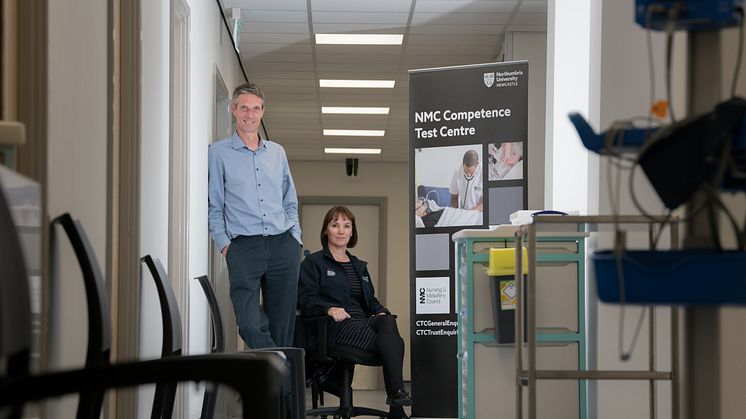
298,196,388,305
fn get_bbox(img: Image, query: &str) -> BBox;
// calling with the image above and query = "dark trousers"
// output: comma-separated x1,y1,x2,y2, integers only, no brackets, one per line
225,231,300,348
371,314,406,394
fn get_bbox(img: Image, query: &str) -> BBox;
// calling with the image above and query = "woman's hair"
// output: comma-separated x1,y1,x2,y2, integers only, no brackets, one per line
320,205,358,248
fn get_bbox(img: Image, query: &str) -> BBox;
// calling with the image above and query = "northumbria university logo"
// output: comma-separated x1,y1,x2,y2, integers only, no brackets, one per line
484,72,495,87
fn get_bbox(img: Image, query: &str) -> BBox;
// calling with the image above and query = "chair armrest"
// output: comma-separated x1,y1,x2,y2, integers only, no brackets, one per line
0,354,284,419
303,316,331,360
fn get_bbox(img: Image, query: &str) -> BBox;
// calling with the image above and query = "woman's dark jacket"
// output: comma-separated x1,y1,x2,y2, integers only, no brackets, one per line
297,247,389,348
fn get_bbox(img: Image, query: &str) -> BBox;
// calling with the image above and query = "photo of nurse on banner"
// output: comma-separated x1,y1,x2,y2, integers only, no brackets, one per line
414,145,484,228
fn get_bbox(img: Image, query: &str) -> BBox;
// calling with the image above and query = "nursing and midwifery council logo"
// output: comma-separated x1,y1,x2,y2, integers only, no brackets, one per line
483,72,495,87
415,277,450,314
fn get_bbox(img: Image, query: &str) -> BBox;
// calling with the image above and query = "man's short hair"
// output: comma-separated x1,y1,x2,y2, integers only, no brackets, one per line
463,150,479,167
232,83,265,107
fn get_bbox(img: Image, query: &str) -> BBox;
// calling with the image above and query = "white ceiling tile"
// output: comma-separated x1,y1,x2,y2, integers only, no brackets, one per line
239,33,311,44
506,24,546,31
520,1,548,13
255,79,317,88
407,34,499,46
240,22,309,33
406,44,498,56
412,12,511,25
312,0,413,13
315,53,401,64
222,0,307,11
415,0,517,14
243,53,314,63
239,43,312,55
319,91,397,101
509,13,547,25
252,70,318,79
246,62,316,72
409,24,504,35
316,62,400,73
312,11,409,25
240,10,309,23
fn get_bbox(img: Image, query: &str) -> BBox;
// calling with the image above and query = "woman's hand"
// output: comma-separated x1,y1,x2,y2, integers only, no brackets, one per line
327,307,351,322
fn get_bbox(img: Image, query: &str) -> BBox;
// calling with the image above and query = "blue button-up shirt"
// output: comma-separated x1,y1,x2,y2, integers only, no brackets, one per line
208,133,302,251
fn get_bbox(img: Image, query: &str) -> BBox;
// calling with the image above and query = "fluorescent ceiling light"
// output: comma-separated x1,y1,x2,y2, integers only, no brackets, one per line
319,79,395,88
323,129,385,137
325,148,382,155
322,107,390,115
315,34,403,45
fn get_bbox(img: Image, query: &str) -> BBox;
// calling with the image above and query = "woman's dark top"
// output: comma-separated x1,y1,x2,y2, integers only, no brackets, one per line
335,261,376,350
298,247,389,349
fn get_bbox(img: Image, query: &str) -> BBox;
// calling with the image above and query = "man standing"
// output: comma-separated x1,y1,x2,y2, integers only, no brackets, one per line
449,149,483,211
208,82,301,349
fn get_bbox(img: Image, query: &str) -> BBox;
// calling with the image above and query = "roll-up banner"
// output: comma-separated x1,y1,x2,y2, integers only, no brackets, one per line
409,61,528,418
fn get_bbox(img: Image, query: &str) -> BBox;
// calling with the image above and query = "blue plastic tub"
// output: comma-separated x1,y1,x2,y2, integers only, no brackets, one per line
591,249,746,305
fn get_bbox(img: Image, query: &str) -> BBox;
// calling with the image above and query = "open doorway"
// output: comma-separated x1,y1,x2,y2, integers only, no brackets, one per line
300,197,388,391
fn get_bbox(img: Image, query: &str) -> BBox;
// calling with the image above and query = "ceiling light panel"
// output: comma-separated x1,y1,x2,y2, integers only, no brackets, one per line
324,148,382,154
315,34,403,45
322,107,390,114
319,79,395,88
323,129,385,136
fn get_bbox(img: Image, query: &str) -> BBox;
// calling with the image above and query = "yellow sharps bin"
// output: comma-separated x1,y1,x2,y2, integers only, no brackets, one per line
486,247,529,344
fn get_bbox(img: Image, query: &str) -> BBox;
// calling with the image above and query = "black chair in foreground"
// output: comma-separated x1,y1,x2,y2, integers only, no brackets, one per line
50,213,111,419
194,275,307,419
299,316,389,419
140,255,183,419
0,190,286,418
194,275,225,419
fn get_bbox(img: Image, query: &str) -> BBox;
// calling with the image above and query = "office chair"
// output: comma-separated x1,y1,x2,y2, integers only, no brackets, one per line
194,274,307,419
195,275,224,419
0,193,285,417
50,213,111,419
299,316,389,419
140,255,183,419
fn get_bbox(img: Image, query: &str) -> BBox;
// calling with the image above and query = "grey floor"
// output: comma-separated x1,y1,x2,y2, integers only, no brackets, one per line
304,388,413,418
224,386,413,418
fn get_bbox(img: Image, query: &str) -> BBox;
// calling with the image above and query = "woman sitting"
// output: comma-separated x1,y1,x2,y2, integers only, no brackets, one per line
298,206,411,418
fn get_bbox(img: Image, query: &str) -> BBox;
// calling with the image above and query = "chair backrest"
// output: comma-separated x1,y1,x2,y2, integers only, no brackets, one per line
140,255,182,358
195,275,223,419
140,255,183,419
51,213,111,367
195,275,225,353
0,183,31,377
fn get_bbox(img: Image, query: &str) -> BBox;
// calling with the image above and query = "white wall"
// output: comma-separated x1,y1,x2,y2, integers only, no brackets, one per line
47,0,108,417
591,1,686,418
545,0,595,215
184,0,244,417
138,0,171,417
504,31,547,210
718,23,746,419
139,0,245,416
290,160,411,380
